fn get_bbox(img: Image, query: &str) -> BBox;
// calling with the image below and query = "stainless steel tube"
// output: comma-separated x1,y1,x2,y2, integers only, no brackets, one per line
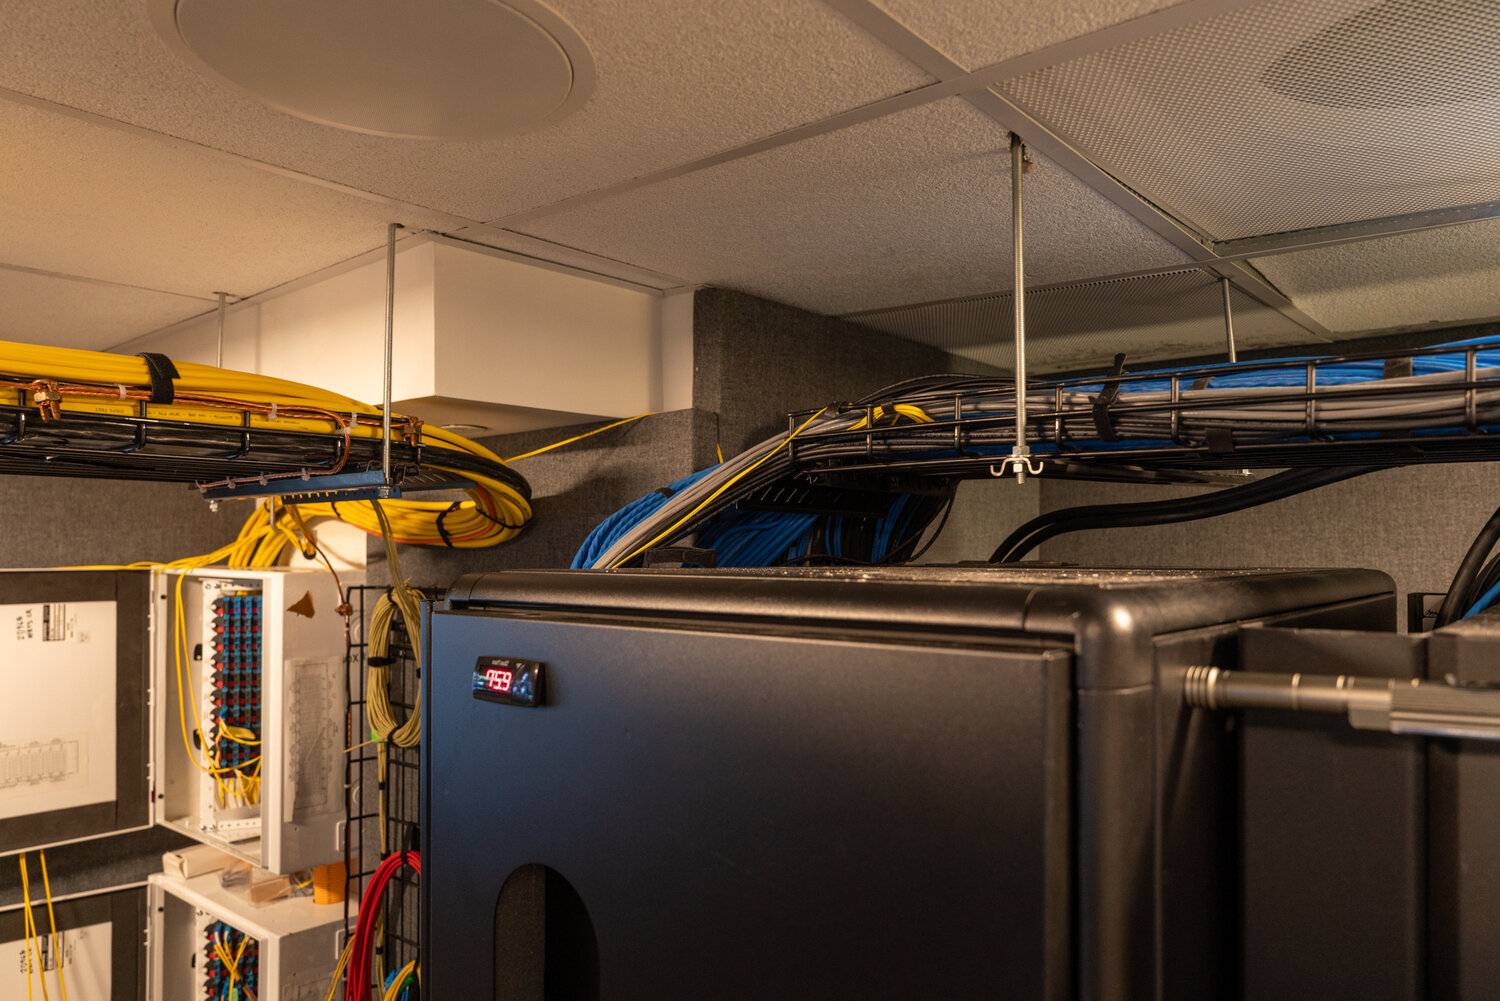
382,222,398,487
1183,666,1500,741
1220,277,1237,363
215,291,227,369
1011,135,1027,468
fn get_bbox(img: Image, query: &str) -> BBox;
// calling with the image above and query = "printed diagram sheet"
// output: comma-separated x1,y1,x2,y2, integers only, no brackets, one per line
1,919,112,1001
0,601,117,820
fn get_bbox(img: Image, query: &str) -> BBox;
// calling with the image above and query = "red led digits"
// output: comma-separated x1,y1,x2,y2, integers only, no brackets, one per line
473,657,542,706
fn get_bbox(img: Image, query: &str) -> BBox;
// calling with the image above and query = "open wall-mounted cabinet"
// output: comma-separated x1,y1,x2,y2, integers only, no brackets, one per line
151,568,352,875
147,871,346,1001
1,568,352,878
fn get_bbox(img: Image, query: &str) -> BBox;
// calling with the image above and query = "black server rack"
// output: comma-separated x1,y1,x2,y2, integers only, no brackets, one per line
422,566,1394,1001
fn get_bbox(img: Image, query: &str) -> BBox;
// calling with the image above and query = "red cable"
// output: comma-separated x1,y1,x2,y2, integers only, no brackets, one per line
345,850,421,1000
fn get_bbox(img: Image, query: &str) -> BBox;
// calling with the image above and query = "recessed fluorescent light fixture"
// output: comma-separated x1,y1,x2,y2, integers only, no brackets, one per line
151,0,594,139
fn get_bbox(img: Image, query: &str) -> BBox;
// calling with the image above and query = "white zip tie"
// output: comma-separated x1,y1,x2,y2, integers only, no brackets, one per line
117,385,128,399
268,402,277,421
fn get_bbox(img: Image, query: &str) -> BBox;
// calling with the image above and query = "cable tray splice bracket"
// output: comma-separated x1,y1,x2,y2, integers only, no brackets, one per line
199,468,402,502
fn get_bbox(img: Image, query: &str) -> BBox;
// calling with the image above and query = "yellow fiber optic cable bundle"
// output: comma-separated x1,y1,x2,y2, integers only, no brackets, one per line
0,338,531,548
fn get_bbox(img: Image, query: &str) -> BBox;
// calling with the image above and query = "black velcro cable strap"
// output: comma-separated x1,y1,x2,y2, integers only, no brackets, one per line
435,501,461,548
1090,352,1129,443
1206,428,1236,454
136,352,180,404
1383,357,1414,380
641,546,718,568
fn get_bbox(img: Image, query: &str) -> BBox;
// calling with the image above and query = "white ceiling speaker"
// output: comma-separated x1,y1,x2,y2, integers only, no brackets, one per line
149,0,595,139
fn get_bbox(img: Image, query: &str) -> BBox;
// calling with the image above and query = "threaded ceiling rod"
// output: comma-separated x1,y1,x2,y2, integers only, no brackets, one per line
1006,133,1032,484
1221,277,1238,363
215,292,227,369
382,222,399,488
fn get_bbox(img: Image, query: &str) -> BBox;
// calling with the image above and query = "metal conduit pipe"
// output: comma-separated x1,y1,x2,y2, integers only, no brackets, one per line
1183,666,1500,741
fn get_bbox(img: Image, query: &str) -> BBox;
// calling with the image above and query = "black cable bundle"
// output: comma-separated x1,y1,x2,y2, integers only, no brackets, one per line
1436,502,1500,627
989,465,1389,563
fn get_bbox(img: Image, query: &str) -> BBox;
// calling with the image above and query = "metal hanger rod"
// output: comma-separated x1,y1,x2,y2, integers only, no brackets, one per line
215,292,227,369
1221,277,1237,364
382,223,399,488
1012,134,1027,461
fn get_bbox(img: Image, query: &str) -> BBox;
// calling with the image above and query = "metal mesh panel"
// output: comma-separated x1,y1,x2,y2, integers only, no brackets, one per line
345,586,420,982
845,268,1314,374
998,0,1500,240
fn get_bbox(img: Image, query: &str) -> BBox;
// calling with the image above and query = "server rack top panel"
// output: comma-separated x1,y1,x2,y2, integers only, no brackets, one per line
446,565,1395,686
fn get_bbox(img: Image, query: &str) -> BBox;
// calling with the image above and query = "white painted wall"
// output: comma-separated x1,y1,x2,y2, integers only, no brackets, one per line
430,241,657,417
659,288,696,412
114,240,437,404
115,234,694,434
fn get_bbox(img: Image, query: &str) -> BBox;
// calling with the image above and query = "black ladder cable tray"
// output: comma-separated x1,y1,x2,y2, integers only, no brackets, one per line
783,338,1500,482
0,388,524,500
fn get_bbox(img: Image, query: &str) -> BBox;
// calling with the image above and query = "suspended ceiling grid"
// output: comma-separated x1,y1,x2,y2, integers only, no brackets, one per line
847,269,1310,373
0,0,1494,365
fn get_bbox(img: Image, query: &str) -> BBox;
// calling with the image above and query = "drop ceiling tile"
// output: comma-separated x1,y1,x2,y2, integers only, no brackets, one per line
1253,218,1500,334
0,0,933,222
0,99,453,298
441,227,692,291
850,270,1313,374
875,0,1182,70
509,98,1194,316
997,0,1500,240
0,269,209,350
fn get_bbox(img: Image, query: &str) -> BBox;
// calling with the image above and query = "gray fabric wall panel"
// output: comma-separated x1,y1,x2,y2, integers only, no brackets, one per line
917,479,1041,565
693,287,1031,563
0,826,191,908
1036,464,1500,614
0,475,243,568
694,286,998,455
369,408,719,587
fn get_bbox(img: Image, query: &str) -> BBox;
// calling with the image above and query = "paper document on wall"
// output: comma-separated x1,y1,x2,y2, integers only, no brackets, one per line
0,600,117,820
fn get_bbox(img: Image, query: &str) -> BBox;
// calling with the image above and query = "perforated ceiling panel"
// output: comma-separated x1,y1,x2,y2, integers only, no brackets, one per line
998,0,1500,240
845,269,1316,374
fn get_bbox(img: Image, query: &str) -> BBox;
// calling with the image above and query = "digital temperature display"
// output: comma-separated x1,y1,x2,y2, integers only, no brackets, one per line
472,657,544,707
